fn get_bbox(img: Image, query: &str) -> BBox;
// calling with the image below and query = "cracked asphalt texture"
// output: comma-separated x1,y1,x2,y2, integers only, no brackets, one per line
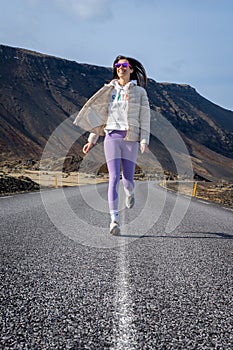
0,183,232,349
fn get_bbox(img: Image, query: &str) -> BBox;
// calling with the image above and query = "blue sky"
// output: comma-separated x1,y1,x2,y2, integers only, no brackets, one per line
1,0,233,110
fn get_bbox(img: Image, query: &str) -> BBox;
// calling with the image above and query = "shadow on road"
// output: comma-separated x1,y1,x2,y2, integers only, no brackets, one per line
119,232,233,239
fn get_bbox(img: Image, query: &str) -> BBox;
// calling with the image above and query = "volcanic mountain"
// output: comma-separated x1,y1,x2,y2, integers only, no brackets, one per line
0,44,233,181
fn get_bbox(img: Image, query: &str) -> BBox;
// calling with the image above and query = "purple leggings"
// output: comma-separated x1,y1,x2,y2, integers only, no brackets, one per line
104,130,139,211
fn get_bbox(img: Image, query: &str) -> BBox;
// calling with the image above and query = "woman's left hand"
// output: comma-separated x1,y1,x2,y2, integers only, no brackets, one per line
140,144,148,154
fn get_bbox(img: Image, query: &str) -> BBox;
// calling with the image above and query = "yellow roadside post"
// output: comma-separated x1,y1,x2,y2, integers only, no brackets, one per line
193,181,198,197
161,177,166,187
55,175,58,188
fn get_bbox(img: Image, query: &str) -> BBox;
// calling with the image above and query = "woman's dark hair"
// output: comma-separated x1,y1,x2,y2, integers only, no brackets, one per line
113,55,148,88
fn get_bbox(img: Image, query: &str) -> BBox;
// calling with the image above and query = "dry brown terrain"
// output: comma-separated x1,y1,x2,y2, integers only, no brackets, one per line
163,181,233,208
0,169,108,189
1,167,232,209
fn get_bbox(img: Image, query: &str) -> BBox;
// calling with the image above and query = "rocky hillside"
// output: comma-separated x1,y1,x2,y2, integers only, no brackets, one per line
0,174,39,194
0,44,233,181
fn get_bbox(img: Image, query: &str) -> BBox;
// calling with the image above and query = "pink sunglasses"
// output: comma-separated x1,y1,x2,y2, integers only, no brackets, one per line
115,62,132,68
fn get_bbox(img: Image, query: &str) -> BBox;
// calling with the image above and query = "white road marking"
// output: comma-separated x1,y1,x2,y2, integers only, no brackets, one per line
223,207,233,212
197,200,210,205
111,243,137,350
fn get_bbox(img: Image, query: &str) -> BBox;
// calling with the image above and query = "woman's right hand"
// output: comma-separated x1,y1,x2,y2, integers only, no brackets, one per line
82,142,93,154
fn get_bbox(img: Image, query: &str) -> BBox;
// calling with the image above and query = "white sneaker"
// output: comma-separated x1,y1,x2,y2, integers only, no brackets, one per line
110,221,120,236
126,193,135,209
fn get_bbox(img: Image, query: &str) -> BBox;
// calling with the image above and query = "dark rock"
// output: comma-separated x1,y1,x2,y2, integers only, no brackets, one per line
0,174,40,195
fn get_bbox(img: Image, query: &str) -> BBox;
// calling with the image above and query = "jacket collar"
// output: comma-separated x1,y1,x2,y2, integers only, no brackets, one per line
106,79,137,89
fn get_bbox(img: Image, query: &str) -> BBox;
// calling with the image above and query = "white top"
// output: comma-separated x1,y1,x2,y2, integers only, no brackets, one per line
87,79,145,145
105,80,131,133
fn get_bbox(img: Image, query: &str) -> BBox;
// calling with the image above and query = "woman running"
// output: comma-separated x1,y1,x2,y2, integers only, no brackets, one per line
73,55,151,235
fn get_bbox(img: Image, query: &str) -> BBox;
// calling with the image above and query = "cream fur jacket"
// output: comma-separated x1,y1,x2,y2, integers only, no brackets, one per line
73,79,151,145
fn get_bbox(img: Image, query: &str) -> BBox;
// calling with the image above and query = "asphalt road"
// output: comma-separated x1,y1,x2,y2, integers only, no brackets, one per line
0,182,232,349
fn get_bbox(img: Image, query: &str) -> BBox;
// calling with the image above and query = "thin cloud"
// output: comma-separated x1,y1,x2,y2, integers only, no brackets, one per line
54,0,113,21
